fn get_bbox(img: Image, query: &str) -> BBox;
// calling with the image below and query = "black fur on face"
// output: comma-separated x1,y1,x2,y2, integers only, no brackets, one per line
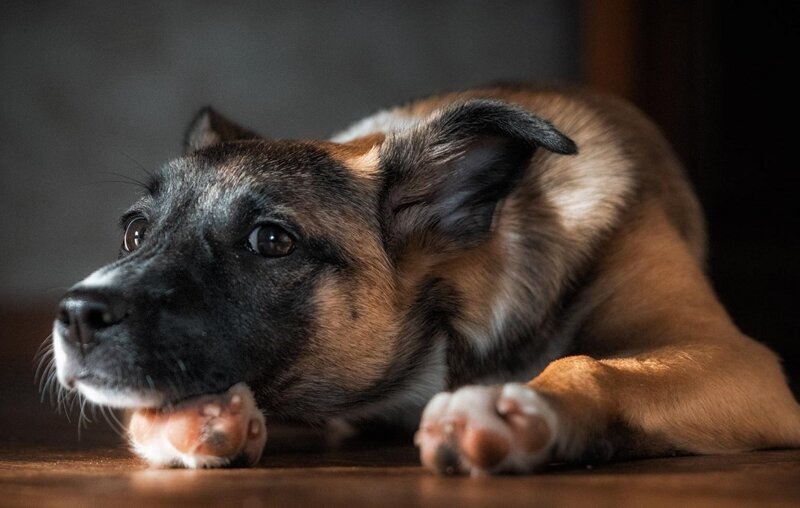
56,140,380,414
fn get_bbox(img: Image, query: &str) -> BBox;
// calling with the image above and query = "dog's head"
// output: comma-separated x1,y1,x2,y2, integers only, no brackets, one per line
53,100,575,422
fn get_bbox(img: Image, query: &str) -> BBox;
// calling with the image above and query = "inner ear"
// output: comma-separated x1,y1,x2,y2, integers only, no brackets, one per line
433,135,533,240
378,99,577,256
183,107,262,153
382,135,534,254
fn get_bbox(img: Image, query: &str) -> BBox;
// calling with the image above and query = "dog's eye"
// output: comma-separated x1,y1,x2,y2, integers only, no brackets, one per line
247,224,295,257
123,217,148,252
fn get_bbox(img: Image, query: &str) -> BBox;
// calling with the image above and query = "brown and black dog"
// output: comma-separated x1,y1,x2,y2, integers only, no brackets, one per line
51,84,800,473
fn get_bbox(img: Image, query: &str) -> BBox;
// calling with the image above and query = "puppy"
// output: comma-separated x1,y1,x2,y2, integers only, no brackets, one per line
52,84,800,474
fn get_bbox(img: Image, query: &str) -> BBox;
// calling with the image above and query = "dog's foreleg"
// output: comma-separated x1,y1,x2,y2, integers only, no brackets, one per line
416,203,800,475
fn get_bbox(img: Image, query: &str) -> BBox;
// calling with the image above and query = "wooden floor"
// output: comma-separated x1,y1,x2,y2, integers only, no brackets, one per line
2,305,799,507
2,438,800,507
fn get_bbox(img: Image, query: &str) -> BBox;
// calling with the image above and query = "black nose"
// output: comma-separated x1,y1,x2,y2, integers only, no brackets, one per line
57,291,127,346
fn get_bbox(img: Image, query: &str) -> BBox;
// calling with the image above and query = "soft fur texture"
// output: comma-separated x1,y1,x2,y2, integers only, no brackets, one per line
52,84,800,473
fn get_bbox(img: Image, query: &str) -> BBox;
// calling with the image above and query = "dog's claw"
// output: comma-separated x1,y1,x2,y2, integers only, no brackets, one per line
128,382,267,468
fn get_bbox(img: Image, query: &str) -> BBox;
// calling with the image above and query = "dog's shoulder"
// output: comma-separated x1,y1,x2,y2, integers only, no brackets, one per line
325,85,707,381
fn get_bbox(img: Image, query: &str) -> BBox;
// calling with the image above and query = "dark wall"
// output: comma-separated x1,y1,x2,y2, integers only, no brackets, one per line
711,3,799,392
628,2,799,392
0,0,579,300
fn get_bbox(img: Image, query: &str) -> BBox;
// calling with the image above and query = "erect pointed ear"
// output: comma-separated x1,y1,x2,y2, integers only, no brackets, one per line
183,107,262,154
379,99,577,255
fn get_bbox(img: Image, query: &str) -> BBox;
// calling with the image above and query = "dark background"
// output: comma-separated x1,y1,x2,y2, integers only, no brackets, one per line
630,2,799,393
0,0,580,301
1,0,797,441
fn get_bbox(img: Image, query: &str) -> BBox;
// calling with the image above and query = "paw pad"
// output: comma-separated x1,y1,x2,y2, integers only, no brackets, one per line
128,382,267,468
415,383,558,475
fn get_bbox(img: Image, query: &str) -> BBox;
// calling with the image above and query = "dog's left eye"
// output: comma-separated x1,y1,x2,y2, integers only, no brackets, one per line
123,217,149,252
247,224,295,257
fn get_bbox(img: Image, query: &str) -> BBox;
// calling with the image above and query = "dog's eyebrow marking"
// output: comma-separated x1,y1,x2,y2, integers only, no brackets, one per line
342,144,381,178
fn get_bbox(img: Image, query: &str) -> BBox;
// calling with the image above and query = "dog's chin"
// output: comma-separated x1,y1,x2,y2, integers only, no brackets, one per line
75,380,166,409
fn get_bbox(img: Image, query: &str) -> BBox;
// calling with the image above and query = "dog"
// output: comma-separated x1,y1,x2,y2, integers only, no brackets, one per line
51,84,800,474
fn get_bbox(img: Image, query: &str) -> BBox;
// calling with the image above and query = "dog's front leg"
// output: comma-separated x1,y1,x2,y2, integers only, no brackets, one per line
416,204,800,475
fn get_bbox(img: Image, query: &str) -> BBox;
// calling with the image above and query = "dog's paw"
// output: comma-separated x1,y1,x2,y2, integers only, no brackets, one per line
128,382,267,468
414,383,558,475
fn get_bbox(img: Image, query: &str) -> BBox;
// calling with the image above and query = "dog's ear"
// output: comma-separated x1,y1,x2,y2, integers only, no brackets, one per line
184,107,262,153
379,99,577,255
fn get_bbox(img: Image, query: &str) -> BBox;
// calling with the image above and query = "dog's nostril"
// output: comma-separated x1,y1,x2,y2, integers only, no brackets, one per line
57,305,72,326
84,303,112,329
58,292,126,345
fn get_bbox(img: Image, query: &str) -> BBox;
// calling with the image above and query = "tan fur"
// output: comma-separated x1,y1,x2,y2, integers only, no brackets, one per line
324,134,385,178
530,201,800,460
289,203,407,393
329,85,799,462
438,235,504,349
258,135,405,393
300,273,398,391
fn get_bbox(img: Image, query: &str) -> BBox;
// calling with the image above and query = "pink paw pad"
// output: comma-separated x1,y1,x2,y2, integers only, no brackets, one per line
415,383,558,475
128,382,267,468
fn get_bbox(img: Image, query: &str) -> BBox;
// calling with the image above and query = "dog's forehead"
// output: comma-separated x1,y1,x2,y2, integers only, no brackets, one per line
150,141,372,228
161,141,344,195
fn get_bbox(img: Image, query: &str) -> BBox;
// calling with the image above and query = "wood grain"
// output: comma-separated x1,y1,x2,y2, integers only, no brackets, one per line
1,443,799,507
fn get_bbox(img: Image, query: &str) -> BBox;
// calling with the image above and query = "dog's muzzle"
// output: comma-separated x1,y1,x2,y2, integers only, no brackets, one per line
53,287,169,408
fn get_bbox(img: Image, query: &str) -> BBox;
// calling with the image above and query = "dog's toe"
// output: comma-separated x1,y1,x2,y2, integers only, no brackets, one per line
415,383,558,475
128,382,267,468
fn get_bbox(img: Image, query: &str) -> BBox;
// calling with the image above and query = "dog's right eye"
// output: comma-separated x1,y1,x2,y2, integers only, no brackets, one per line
123,217,149,252
246,224,295,257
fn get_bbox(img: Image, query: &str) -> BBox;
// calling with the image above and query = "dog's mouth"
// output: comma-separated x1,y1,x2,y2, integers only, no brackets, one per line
71,373,167,409
54,327,239,410
71,372,242,412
